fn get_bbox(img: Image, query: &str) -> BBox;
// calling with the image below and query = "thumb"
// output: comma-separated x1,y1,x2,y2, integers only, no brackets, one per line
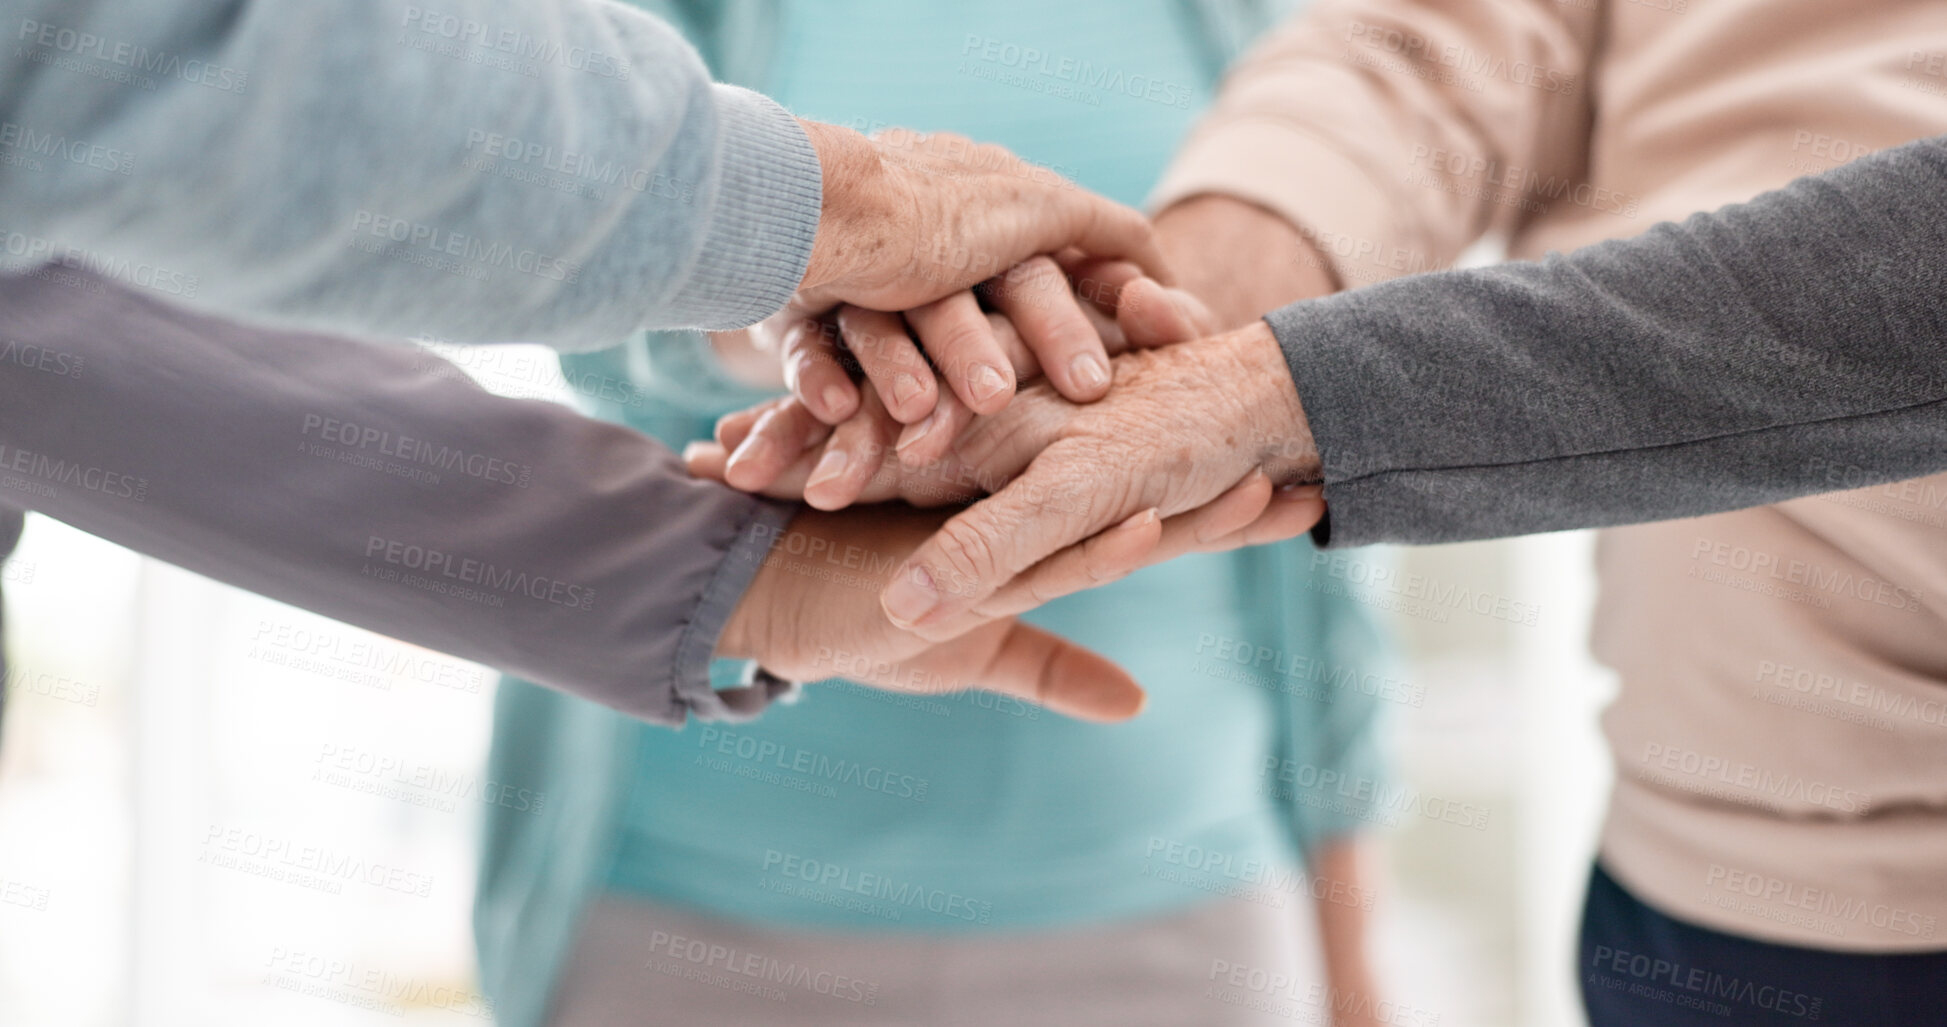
955,619,1147,722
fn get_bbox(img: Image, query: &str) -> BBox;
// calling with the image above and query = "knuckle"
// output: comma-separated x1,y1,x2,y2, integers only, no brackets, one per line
846,328,909,367
989,257,1065,307
931,515,1008,598
1024,570,1058,607
1035,319,1100,359
932,325,993,368
790,346,838,380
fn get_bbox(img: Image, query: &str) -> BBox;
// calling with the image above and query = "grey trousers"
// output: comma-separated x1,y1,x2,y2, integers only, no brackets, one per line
549,893,1327,1027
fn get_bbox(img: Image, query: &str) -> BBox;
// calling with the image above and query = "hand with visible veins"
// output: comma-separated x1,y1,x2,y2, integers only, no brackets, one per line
691,318,1323,628
707,251,1124,428
744,122,1179,434
794,125,1172,315
763,321,1320,633
701,192,1336,511
692,192,1334,636
714,468,1325,719
698,258,1222,512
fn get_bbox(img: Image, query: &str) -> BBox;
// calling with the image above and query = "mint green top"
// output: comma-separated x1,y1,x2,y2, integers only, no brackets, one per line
474,1,1388,1023
602,0,1388,926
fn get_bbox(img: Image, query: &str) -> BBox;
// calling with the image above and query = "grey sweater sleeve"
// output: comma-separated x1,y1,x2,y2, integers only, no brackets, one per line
0,0,820,347
0,268,796,724
1266,134,1947,547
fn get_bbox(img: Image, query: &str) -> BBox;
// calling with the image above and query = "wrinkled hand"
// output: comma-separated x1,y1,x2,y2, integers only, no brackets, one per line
863,322,1321,631
696,194,1324,488
698,192,1337,638
702,263,1222,509
769,122,1177,429
697,321,1322,631
718,252,1131,429
708,190,1323,434
792,121,1170,328
714,473,1323,719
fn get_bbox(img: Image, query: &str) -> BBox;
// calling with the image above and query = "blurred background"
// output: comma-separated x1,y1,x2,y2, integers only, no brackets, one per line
0,345,1616,1027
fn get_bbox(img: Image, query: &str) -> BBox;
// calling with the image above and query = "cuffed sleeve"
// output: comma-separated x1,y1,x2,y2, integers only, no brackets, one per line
1,0,822,347
1264,135,1947,547
1151,0,1597,286
657,85,824,329
670,501,799,721
0,268,799,723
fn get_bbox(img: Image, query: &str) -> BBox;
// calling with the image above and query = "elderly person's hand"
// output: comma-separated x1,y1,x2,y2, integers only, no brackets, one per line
716,468,1324,718
702,263,1221,508
710,191,1337,497
693,317,1324,629
868,320,1320,630
766,252,1124,425
709,252,1124,429
692,193,1339,633
742,125,1175,430
795,126,1171,313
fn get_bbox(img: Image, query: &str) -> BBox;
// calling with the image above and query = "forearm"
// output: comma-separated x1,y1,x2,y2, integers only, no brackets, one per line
2,0,821,346
1152,195,1339,329
1310,837,1383,1025
1269,134,1947,546
1152,0,1595,288
0,269,793,724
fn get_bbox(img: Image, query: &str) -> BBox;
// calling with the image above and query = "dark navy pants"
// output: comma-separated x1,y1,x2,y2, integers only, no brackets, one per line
1580,863,1947,1027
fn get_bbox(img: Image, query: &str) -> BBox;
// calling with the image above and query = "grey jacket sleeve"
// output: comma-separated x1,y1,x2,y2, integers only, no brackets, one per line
1,0,821,347
0,268,797,724
1266,134,1947,547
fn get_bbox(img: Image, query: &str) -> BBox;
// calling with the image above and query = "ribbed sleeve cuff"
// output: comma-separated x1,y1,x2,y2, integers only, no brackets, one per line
1150,121,1419,289
659,85,823,330
670,499,799,722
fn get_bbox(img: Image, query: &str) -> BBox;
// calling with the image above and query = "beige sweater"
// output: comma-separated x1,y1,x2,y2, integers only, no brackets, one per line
1156,0,1947,950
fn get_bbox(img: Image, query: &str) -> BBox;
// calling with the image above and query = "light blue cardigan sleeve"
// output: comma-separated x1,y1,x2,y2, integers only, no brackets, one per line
1,0,820,347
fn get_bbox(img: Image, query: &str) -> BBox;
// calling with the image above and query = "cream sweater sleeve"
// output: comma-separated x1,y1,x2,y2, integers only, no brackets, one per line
1152,0,1599,286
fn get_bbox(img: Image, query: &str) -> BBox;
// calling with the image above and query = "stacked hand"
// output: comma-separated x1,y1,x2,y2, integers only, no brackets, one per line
703,315,1322,620
704,189,1339,687
712,464,1326,720
707,122,1340,717
788,123,1171,377
708,191,1336,497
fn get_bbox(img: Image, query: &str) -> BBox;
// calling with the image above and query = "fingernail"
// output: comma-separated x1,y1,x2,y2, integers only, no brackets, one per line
821,385,851,418
1070,352,1110,393
896,411,938,454
681,441,709,464
892,373,926,411
806,449,848,487
1118,508,1159,531
883,565,940,627
968,364,1010,404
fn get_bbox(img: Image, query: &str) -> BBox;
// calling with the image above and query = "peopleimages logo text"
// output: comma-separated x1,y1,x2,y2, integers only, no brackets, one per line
302,414,532,487
363,536,595,610
960,35,1195,108
762,850,992,923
